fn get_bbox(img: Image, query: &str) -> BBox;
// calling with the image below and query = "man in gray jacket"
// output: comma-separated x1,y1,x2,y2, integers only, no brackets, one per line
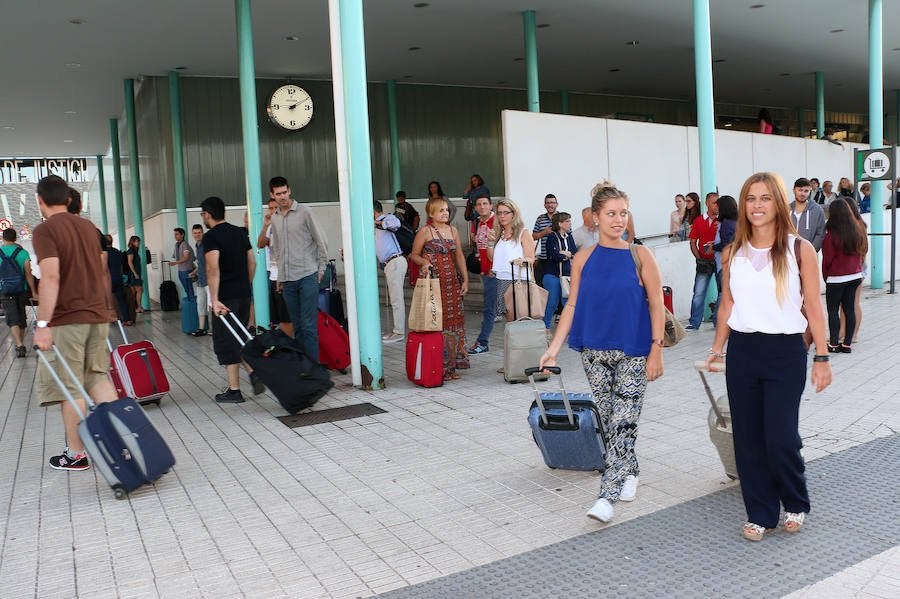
268,176,329,362
790,177,825,251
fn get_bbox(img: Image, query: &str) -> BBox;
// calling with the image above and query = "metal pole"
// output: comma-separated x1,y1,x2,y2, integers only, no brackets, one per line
234,0,270,328
869,0,884,289
560,89,570,115
386,79,402,194
168,71,188,231
523,10,540,113
109,118,126,249
123,79,150,309
891,183,896,294
95,155,108,233
338,0,384,389
328,0,362,386
693,0,717,197
815,71,825,139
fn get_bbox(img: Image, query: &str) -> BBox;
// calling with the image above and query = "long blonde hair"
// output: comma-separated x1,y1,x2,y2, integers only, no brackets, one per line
495,198,524,241
732,172,798,303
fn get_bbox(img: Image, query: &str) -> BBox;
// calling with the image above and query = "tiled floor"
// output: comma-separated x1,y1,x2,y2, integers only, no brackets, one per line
0,288,898,598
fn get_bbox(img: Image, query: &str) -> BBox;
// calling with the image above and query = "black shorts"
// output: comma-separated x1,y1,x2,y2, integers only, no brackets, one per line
211,297,251,365
269,280,291,324
1,293,27,328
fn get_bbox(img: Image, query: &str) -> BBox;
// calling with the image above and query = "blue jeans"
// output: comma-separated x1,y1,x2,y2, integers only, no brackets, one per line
689,269,714,328
542,274,565,329
282,273,319,362
476,274,498,346
178,270,196,301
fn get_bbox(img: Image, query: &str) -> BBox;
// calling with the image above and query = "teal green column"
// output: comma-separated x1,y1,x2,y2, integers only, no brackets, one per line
339,0,383,389
896,89,900,144
168,71,188,231
109,118,126,250
95,155,109,233
124,79,150,309
815,71,825,138
560,89,570,115
234,0,269,328
523,10,539,112
386,79,402,193
693,0,717,197
869,0,885,288
795,107,805,138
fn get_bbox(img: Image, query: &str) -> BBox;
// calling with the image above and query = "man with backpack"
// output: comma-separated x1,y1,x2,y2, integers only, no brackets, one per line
374,200,408,343
0,228,37,357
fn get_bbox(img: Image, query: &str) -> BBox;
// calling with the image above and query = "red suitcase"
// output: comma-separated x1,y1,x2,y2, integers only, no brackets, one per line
318,311,351,371
663,286,674,314
406,331,443,388
109,323,169,405
106,339,127,399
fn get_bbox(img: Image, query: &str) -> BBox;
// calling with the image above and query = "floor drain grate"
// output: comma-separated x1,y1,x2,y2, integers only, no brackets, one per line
278,403,386,428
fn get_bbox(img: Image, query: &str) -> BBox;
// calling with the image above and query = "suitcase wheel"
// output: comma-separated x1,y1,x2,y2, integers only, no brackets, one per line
727,474,737,481
112,485,127,500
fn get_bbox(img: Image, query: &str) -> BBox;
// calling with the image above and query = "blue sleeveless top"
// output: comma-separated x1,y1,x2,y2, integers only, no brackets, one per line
568,245,652,357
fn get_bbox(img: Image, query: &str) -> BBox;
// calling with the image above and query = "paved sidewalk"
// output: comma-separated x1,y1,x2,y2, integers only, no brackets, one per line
0,289,898,598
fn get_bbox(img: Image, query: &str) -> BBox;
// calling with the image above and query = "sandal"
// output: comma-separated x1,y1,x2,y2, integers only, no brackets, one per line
839,344,852,354
784,511,806,533
742,522,773,541
827,344,840,353
443,372,461,381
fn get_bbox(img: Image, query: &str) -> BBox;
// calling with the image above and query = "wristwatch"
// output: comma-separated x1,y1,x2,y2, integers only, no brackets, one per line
36,320,49,328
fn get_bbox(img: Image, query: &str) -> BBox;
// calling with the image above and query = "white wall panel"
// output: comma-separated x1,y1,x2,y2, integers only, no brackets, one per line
713,129,754,198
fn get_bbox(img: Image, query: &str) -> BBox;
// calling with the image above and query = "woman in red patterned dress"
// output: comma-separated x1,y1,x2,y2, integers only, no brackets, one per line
410,197,470,380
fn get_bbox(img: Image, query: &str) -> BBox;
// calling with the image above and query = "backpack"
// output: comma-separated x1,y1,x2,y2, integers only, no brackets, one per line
0,247,25,296
393,224,415,255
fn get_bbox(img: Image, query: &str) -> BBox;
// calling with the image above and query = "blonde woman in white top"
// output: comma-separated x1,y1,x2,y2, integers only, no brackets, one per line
706,172,832,542
487,199,535,319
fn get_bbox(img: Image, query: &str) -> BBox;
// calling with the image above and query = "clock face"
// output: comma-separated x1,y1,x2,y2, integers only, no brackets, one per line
267,85,314,130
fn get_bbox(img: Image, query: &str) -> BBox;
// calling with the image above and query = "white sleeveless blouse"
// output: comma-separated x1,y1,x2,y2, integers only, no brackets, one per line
727,235,808,334
492,233,526,281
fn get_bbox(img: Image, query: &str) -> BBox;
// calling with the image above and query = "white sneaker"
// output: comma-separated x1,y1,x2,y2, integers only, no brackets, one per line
382,333,404,343
619,475,639,502
586,498,614,523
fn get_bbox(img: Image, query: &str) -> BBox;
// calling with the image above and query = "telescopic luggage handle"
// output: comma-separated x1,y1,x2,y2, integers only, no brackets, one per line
35,346,96,420
217,311,253,347
524,366,574,427
693,360,727,428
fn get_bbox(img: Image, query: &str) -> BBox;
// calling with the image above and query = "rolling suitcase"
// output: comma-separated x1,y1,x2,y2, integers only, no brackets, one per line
110,321,170,406
525,366,607,471
663,285,674,314
317,260,347,329
36,346,175,499
160,265,179,311
317,310,351,371
106,338,127,400
504,262,548,383
406,331,443,388
219,312,333,414
181,295,199,334
695,360,738,480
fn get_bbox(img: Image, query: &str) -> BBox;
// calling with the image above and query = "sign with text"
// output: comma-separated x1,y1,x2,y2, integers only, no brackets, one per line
0,158,89,184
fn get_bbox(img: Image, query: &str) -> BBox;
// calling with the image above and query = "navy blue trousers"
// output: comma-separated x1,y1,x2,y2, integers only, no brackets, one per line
725,331,810,528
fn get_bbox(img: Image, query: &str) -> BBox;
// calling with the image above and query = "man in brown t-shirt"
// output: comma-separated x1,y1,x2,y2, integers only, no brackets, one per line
32,175,117,472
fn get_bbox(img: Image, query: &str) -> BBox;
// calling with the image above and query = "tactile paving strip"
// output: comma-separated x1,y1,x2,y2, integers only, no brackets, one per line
379,433,900,598
277,402,386,428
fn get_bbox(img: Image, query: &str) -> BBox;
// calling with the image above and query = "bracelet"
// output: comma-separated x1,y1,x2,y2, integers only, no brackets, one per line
812,354,830,363
707,348,726,359
651,338,664,347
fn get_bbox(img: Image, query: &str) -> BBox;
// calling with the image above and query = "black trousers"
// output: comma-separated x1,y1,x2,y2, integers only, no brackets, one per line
726,331,810,528
825,278,861,346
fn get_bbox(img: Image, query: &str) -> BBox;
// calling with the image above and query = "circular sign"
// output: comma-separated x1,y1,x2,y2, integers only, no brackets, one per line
0,218,12,230
863,151,891,179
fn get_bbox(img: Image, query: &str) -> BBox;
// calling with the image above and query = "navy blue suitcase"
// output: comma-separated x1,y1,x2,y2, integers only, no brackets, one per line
525,367,607,471
37,347,175,499
181,296,199,334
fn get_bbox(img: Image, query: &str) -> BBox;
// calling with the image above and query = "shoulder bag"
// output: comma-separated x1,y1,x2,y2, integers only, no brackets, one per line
629,245,684,347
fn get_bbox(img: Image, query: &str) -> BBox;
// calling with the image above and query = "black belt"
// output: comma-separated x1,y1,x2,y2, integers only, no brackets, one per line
382,253,404,267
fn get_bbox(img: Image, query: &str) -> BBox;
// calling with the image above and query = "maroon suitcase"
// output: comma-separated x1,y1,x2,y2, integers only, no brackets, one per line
663,286,674,314
318,311,351,371
406,331,443,388
111,340,170,406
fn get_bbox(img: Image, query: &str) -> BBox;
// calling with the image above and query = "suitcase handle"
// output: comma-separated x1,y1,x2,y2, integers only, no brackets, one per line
524,366,573,427
693,360,727,427
34,346,96,420
217,311,253,347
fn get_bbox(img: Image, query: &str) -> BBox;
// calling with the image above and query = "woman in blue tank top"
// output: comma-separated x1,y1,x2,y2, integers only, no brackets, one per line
540,180,666,524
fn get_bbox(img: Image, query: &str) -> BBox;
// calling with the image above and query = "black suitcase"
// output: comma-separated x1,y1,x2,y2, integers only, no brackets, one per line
36,346,175,499
317,260,347,329
219,312,333,414
160,265,179,311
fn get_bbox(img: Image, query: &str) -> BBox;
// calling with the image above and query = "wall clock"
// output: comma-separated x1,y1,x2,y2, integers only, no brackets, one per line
267,84,314,130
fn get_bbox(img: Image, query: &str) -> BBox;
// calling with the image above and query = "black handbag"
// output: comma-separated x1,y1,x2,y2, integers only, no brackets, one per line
466,249,481,274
